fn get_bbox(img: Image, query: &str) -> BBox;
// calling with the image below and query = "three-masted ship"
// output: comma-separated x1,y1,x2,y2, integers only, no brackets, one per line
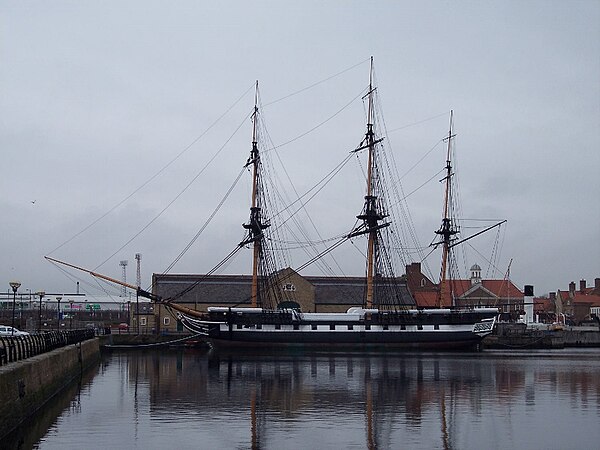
166,61,496,350
48,60,498,350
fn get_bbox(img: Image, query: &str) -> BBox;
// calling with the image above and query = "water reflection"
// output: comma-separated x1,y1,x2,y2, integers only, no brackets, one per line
26,349,600,449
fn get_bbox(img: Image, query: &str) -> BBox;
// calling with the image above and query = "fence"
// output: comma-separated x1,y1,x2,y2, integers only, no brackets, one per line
0,329,96,366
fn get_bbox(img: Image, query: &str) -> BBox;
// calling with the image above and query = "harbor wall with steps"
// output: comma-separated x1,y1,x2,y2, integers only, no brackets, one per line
0,338,100,439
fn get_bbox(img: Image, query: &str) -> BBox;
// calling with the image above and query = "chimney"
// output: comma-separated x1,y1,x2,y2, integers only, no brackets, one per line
549,292,556,300
595,278,600,290
580,279,586,293
406,263,422,290
569,281,576,295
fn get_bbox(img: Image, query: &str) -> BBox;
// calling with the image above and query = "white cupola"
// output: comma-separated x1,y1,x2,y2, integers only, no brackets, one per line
470,264,482,285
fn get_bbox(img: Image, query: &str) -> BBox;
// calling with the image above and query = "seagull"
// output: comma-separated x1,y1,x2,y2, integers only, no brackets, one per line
31,200,36,204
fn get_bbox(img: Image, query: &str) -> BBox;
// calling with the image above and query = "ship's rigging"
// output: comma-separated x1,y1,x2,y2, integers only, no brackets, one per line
46,59,423,312
43,60,501,351
45,59,505,316
430,111,506,307
236,59,416,311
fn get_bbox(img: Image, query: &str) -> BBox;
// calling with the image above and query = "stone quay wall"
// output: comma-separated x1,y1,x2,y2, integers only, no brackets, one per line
0,338,100,439
564,328,600,346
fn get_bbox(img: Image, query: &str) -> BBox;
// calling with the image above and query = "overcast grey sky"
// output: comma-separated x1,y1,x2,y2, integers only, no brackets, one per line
2,1,599,299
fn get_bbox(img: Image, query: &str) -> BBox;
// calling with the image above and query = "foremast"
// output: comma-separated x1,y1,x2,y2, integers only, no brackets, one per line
353,57,389,309
435,111,457,308
242,81,270,308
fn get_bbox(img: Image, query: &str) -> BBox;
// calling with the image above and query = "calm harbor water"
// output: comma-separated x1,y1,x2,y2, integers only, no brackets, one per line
7,348,600,450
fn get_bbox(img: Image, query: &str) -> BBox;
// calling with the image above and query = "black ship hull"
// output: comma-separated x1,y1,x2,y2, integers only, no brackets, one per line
178,307,498,352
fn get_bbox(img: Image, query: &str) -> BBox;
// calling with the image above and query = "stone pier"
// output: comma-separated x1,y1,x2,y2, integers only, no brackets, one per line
0,338,100,439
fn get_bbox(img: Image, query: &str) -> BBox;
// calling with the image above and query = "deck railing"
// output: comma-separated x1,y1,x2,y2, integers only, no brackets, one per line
0,329,96,366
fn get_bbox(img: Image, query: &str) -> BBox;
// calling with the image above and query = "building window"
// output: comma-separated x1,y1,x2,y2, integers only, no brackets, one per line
420,278,426,287
163,317,170,326
311,324,317,330
140,317,147,326
275,324,281,330
293,324,300,330
329,324,335,330
348,325,354,330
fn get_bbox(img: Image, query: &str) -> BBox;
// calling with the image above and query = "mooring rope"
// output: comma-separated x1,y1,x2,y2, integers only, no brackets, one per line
101,333,204,349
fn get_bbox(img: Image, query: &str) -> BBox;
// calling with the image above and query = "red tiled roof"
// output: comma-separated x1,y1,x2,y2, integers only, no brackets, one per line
556,289,600,307
572,293,600,306
412,279,523,308
533,297,553,312
480,280,523,298
443,279,521,299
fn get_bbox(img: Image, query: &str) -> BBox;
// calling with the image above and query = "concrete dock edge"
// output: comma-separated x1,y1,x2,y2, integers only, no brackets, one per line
0,338,100,439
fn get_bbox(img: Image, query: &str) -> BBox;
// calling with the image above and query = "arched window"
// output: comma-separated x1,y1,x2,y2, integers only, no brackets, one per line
277,301,301,311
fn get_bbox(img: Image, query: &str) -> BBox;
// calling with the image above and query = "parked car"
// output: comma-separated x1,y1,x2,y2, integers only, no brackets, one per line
0,325,30,336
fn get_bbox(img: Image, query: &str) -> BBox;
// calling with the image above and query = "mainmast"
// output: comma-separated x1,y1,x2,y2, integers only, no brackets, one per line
436,110,457,308
364,59,377,309
354,57,388,309
243,81,270,308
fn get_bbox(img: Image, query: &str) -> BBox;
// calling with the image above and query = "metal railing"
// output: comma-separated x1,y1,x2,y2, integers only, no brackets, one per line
0,329,96,366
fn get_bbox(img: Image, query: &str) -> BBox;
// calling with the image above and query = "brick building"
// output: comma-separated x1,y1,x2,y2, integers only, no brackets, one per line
553,278,600,323
406,262,523,312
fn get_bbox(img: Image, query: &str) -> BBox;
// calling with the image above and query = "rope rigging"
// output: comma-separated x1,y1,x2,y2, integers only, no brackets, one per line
44,57,509,315
161,167,247,275
47,82,257,258
340,58,419,309
93,109,254,272
47,62,372,300
143,85,370,307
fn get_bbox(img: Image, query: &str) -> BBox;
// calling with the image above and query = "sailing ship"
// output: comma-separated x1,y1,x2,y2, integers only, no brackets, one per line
47,59,499,350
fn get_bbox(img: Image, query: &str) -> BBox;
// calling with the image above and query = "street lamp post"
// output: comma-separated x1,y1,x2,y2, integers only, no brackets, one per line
9,281,21,335
56,296,62,330
36,291,45,332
